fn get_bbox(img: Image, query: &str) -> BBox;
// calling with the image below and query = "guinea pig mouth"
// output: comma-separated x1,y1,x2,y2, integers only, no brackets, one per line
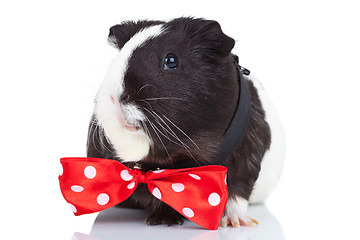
115,105,142,132
110,95,143,132
117,109,141,132
124,124,140,132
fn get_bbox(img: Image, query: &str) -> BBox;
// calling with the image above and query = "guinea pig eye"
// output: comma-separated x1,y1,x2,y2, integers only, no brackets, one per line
163,53,178,70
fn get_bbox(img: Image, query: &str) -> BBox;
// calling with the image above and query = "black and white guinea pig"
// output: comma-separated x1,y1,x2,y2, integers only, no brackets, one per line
87,17,285,227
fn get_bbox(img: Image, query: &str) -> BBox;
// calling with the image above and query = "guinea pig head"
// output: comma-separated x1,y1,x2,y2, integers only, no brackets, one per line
94,18,239,167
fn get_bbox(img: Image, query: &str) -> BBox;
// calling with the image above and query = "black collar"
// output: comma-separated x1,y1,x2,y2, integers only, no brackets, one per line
138,56,251,170
209,56,251,165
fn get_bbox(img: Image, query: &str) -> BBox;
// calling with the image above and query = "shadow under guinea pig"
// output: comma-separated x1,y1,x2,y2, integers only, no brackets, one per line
71,204,284,240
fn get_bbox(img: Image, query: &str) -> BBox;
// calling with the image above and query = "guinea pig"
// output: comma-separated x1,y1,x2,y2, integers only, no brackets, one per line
86,17,285,227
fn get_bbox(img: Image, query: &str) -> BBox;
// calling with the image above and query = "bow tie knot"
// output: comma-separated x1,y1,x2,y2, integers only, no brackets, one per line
131,168,148,183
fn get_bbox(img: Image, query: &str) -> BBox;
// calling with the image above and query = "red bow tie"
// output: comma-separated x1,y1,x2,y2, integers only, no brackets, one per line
59,157,228,230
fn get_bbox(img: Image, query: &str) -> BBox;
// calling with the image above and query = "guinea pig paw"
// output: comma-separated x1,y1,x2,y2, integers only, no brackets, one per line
220,214,258,228
146,211,184,226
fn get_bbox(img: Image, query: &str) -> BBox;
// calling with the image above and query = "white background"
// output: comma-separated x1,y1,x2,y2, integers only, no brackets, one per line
1,0,359,239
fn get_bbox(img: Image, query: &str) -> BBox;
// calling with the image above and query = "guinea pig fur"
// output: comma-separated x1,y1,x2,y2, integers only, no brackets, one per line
86,17,284,227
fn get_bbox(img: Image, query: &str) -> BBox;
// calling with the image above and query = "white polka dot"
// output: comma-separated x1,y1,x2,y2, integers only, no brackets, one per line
182,207,194,218
71,185,84,192
225,175,227,185
189,174,201,180
68,203,77,213
171,183,185,192
59,163,63,176
127,181,136,189
97,193,110,205
120,170,133,181
208,192,221,206
84,166,96,179
152,187,161,199
153,169,165,173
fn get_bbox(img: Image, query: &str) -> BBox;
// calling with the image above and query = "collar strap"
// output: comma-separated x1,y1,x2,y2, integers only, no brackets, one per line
210,56,251,164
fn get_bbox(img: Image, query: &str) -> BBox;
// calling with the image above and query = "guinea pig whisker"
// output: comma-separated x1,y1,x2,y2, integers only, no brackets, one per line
138,100,154,110
137,84,158,94
144,109,177,137
149,110,191,150
143,108,188,149
141,119,153,143
87,118,98,153
143,97,186,101
98,126,116,154
147,119,171,160
141,118,155,160
92,122,101,153
88,118,116,155
103,132,113,148
150,120,184,148
144,109,200,166
162,115,200,150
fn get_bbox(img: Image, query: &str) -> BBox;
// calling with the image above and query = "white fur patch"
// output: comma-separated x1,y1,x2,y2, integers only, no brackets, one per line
221,196,252,226
248,76,286,204
95,24,164,162
226,196,249,214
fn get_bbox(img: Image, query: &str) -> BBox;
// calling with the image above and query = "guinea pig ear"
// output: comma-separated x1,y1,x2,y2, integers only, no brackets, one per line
108,20,164,49
191,20,235,59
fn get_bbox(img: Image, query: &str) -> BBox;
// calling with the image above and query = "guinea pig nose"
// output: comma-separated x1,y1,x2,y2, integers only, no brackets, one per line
120,93,130,104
